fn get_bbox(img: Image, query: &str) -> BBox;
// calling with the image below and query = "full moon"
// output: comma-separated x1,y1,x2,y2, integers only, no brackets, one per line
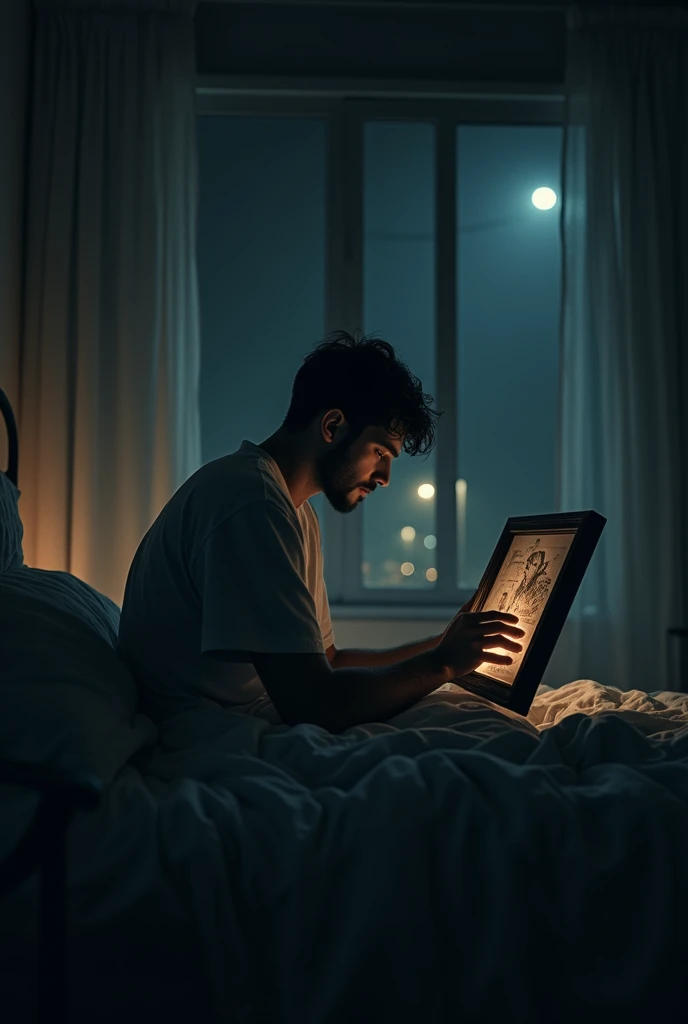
531,186,557,210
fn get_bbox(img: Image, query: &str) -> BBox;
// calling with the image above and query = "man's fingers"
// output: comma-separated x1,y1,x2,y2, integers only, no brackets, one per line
469,610,520,625
480,623,526,639
482,635,523,654
480,651,513,666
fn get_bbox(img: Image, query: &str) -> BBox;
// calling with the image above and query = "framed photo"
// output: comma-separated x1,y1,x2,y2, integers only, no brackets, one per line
458,510,606,716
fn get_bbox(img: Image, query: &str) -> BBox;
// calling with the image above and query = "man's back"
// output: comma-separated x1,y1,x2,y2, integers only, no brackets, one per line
118,441,333,722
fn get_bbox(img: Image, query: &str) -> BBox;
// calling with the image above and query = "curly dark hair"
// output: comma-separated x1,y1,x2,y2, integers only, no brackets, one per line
283,330,441,456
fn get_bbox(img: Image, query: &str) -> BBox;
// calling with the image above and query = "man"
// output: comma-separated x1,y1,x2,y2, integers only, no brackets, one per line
118,332,523,732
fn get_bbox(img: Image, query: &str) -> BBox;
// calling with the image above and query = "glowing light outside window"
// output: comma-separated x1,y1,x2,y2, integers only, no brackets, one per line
426,567,438,582
531,186,557,210
400,562,415,577
456,478,467,584
424,534,437,550
417,483,435,500
400,526,416,542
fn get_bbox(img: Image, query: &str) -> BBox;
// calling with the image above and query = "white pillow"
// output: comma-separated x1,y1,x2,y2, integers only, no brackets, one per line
0,568,156,782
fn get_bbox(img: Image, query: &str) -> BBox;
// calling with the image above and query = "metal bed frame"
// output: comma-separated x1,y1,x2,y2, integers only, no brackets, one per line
0,386,102,1024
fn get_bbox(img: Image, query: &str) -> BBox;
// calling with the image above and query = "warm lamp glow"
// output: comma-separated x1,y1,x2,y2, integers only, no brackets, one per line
426,567,438,582
531,186,557,210
400,562,415,576
417,483,435,500
400,526,416,542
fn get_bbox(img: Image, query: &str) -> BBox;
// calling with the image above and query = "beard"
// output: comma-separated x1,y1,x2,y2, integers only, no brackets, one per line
314,441,373,514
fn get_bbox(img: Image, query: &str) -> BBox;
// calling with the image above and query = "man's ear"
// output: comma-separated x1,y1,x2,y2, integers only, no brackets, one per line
321,409,345,445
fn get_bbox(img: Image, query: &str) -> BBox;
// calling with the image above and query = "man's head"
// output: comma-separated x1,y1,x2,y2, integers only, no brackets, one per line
283,331,440,513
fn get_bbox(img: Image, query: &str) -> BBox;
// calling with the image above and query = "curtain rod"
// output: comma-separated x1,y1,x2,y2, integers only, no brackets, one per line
199,1,566,12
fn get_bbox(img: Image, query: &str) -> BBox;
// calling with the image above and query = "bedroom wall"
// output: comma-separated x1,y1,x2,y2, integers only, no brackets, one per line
195,1,567,82
0,0,30,467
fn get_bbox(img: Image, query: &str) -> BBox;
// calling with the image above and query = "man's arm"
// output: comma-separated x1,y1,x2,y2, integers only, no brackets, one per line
326,636,438,669
324,595,476,669
253,650,450,733
251,609,523,732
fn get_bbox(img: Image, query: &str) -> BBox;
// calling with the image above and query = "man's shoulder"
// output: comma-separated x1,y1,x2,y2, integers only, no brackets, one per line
183,447,293,525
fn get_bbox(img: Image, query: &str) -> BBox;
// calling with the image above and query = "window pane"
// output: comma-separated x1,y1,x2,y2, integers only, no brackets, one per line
197,116,326,464
362,121,437,590
456,125,562,588
197,116,327,546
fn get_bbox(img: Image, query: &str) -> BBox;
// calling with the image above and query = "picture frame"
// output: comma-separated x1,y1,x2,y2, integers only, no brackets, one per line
457,510,606,716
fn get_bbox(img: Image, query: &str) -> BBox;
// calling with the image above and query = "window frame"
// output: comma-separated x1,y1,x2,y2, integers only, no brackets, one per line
196,78,564,611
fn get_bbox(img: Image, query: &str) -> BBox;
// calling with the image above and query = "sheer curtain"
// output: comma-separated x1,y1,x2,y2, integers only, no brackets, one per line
559,8,688,691
19,0,201,604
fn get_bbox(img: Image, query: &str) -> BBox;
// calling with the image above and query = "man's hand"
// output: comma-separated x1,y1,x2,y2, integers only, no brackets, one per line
434,593,476,650
435,608,525,681
438,593,475,638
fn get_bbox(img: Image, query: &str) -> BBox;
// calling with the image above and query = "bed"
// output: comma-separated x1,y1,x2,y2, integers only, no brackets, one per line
1,387,688,1024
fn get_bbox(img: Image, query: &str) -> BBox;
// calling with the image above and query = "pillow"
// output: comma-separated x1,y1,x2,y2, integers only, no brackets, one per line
0,472,23,572
0,567,156,783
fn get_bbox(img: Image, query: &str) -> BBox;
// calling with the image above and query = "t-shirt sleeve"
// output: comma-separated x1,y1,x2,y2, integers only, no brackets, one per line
319,583,334,649
310,513,334,649
191,500,325,658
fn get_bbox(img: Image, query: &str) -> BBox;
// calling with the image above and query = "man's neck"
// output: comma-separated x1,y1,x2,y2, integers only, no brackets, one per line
257,429,319,508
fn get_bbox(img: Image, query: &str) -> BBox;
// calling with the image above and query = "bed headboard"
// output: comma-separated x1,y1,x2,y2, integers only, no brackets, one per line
0,387,18,487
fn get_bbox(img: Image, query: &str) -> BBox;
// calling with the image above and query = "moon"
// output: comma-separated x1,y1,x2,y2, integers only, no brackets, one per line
531,186,557,210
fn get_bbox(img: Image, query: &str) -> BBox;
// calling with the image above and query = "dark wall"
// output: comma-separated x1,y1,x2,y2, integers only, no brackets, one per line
195,2,567,83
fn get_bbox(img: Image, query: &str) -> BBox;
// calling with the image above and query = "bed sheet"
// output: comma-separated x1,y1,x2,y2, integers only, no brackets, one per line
2,679,688,1024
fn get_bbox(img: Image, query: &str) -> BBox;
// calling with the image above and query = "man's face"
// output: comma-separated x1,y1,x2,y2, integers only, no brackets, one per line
315,425,401,514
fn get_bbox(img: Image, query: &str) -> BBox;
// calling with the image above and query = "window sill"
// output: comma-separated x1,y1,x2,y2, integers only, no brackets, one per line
330,604,458,621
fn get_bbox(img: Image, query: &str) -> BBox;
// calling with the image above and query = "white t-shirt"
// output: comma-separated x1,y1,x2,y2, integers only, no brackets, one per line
117,441,334,722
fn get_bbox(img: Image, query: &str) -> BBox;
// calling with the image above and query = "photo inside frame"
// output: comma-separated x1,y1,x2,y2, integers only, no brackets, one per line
475,530,576,686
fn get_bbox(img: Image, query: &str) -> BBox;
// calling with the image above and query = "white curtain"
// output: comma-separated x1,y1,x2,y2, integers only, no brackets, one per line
19,0,201,604
559,7,688,691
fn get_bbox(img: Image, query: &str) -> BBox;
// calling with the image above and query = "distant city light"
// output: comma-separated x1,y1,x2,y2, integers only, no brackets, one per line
531,186,557,210
424,534,437,550
456,478,468,575
400,526,416,542
400,562,415,576
426,567,438,582
417,483,435,500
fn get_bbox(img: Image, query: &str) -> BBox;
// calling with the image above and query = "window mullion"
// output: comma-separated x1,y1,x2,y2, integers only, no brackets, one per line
324,101,365,603
322,102,345,602
342,104,365,602
434,115,459,602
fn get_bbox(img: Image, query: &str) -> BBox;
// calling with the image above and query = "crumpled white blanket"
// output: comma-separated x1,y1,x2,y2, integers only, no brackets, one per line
2,679,688,1024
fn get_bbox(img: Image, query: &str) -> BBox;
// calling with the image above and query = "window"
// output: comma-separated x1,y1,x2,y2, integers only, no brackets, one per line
197,95,563,608
196,114,328,533
456,125,562,588
362,120,437,591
